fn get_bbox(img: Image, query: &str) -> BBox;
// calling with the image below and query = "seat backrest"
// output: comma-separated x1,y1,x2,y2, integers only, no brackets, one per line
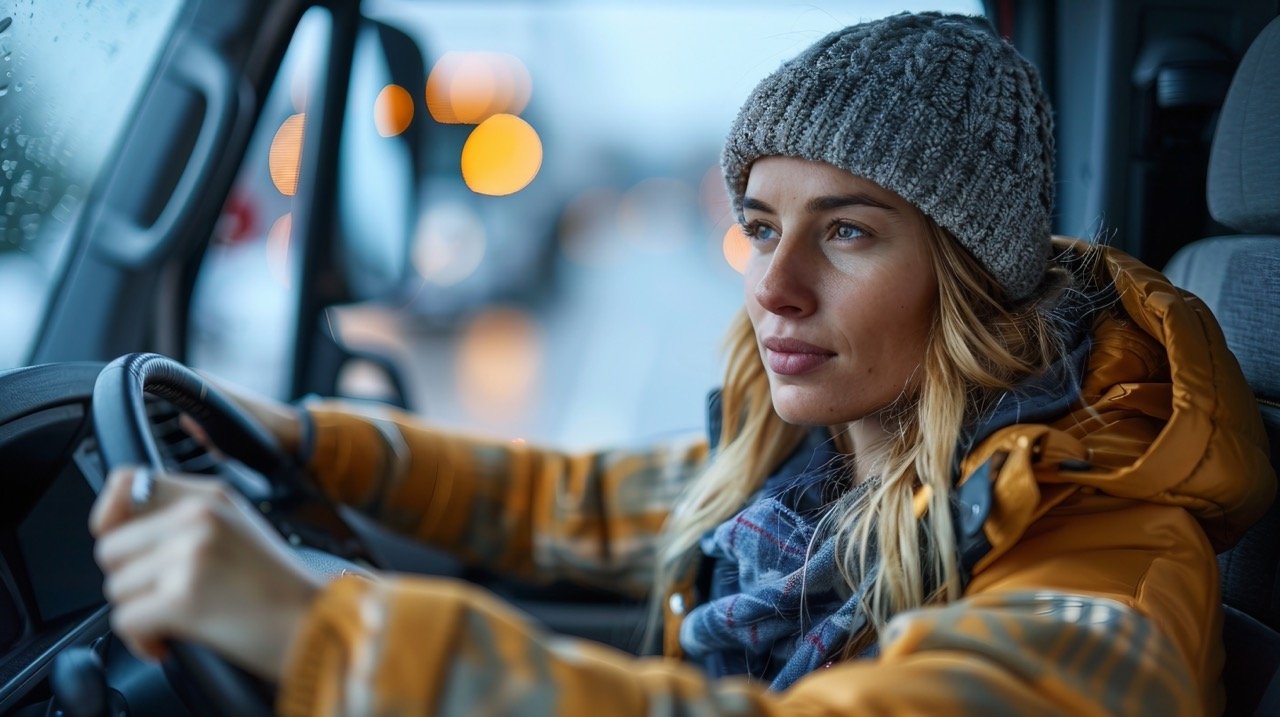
1168,238,1280,619
1162,14,1280,717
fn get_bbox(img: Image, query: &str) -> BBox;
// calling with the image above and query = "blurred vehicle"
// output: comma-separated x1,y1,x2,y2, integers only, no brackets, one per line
0,0,1277,715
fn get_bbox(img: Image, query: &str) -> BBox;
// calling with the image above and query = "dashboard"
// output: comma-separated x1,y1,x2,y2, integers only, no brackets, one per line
0,361,373,715
0,360,644,714
7,457,104,645
0,363,190,715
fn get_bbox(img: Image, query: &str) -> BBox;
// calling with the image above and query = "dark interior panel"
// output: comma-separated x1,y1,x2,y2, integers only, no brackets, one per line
1050,0,1278,263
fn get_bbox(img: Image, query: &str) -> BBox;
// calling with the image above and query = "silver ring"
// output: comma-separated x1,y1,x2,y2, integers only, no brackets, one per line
131,467,156,512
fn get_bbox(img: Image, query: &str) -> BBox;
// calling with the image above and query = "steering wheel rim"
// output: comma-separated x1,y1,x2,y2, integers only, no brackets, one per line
90,353,328,717
92,352,292,483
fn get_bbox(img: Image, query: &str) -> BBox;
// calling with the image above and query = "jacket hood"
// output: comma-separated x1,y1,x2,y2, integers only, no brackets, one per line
961,239,1275,557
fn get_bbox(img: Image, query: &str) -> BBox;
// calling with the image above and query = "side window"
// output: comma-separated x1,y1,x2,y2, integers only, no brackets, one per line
0,2,184,368
187,11,419,401
186,9,331,399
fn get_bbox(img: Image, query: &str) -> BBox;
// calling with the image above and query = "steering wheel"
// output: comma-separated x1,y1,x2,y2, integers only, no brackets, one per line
91,353,379,717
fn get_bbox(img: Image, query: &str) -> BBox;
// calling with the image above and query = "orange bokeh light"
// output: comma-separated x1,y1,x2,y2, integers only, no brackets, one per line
426,52,532,125
268,113,306,196
460,114,542,196
374,84,414,137
448,56,497,124
457,308,541,423
722,224,751,274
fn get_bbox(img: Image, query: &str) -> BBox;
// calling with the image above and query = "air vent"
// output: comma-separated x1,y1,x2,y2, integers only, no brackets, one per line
145,399,219,475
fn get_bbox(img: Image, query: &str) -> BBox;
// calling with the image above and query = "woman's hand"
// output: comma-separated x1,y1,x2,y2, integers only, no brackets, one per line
89,467,326,681
192,372,306,457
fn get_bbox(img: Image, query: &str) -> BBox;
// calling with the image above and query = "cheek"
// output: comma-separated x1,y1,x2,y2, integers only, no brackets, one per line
836,268,935,361
898,286,936,353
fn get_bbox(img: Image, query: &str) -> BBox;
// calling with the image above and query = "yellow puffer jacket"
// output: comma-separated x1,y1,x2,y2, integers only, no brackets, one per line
277,243,1274,716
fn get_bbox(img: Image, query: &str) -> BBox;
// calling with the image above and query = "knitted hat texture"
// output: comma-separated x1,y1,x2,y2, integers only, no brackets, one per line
722,13,1055,301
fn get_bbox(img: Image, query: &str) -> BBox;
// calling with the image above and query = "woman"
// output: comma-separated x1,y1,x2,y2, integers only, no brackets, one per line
90,12,1274,716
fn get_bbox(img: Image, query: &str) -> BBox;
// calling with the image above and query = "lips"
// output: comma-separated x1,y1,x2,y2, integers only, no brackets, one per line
762,337,836,376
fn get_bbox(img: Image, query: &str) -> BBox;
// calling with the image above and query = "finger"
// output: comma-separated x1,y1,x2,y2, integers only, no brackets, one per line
102,534,189,604
111,590,184,662
96,467,234,531
103,555,157,605
89,466,145,537
116,632,170,664
178,412,211,447
91,465,219,536
94,497,219,572
178,413,227,460
149,471,237,505
195,370,303,452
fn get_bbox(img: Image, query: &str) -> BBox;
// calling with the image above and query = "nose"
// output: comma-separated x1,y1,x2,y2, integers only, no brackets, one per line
751,236,818,319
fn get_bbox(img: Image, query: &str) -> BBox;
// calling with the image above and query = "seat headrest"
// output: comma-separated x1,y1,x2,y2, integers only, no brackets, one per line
1208,16,1280,234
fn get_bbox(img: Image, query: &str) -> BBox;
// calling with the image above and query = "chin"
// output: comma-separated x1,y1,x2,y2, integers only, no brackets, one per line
768,383,859,426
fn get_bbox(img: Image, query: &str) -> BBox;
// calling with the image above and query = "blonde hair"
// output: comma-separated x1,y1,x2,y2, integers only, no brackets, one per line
654,218,1097,651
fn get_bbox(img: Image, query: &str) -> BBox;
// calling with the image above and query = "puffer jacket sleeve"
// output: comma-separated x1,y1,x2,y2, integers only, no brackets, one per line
276,578,1200,717
302,401,708,598
276,487,1209,716
277,245,1252,715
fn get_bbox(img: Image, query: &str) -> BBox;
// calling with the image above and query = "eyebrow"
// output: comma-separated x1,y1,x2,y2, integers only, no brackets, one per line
742,193,899,215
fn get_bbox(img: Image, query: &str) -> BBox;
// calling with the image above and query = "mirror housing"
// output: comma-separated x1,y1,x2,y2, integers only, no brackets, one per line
336,19,428,303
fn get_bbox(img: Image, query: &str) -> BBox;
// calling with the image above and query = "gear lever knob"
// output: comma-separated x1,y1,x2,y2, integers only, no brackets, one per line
51,646,109,717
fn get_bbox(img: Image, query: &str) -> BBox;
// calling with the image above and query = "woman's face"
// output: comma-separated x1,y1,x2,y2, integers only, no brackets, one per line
742,156,938,426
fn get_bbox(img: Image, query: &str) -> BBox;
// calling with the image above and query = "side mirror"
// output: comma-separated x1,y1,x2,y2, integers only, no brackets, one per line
335,19,427,302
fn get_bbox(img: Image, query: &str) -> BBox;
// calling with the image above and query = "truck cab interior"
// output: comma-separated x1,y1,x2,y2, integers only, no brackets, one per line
0,1,1277,715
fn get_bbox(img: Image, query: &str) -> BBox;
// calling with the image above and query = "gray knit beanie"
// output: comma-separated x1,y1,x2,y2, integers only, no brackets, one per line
723,12,1054,301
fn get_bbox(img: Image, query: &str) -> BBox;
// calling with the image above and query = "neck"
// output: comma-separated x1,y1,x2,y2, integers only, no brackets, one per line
846,413,893,484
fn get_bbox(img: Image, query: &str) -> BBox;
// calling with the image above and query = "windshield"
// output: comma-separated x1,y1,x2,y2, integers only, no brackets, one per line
0,0,184,368
349,0,983,445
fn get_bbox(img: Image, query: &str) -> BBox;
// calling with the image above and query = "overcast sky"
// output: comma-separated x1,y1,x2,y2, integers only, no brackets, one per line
369,1,982,164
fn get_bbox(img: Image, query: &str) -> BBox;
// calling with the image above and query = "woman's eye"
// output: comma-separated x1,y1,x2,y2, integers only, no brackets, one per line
745,223,778,242
832,222,867,241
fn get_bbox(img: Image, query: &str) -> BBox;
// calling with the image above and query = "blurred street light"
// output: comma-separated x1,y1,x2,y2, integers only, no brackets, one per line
374,84,414,137
426,51,532,124
457,307,541,423
460,113,542,195
268,113,306,196
721,223,750,274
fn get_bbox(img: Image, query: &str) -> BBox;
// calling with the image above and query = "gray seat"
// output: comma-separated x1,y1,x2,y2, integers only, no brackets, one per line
1162,14,1280,717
